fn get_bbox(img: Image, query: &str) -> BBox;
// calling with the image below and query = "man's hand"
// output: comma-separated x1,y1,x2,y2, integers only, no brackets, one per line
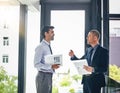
69,50,74,57
83,65,93,72
52,64,60,69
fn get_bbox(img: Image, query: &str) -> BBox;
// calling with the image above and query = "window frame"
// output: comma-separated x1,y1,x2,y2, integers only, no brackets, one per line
40,2,91,46
2,55,9,63
3,37,9,46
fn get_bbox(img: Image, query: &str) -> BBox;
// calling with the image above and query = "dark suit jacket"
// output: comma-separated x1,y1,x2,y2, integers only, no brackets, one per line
71,45,109,87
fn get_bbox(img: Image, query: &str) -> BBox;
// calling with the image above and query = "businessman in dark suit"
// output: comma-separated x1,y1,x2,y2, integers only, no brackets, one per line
69,29,108,93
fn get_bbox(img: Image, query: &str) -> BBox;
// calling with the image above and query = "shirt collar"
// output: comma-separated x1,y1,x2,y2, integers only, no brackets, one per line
43,39,50,45
92,44,99,50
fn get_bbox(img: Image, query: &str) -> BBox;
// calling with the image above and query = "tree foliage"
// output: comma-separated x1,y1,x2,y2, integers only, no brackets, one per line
0,66,17,93
109,64,120,82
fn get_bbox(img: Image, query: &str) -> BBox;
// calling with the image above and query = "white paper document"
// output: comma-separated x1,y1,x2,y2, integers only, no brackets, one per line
72,59,91,75
45,54,62,65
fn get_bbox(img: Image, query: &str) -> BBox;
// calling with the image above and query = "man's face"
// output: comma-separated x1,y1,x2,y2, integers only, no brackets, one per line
86,32,95,45
46,29,55,40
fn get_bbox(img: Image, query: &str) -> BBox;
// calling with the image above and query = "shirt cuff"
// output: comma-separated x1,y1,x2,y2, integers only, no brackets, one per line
92,67,95,72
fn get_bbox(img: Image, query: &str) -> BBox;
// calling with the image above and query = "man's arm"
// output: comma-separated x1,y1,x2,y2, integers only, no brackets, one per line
34,46,52,70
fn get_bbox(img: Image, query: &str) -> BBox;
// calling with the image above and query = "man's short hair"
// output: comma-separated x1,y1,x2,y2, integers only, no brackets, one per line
90,29,100,40
41,26,54,38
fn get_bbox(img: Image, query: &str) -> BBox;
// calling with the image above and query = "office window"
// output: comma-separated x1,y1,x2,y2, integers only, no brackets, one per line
2,55,8,63
51,10,85,93
26,10,40,93
0,5,19,93
3,37,9,46
109,0,120,14
109,20,120,93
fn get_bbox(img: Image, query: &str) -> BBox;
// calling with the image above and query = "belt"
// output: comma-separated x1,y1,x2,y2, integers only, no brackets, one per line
83,74,91,76
83,73,104,77
39,71,53,74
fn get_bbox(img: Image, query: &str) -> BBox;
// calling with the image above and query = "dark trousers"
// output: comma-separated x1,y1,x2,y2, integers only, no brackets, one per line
83,75,101,93
36,71,53,93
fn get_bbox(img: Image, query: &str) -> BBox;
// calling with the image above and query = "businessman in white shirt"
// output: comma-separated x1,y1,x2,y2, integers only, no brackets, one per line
34,26,60,93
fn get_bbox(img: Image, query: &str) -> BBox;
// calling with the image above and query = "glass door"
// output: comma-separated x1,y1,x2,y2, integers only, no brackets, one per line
109,20,120,93
51,10,85,93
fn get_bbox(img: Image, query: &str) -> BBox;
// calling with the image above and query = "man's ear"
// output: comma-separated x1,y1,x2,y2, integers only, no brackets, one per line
94,36,98,40
45,32,47,36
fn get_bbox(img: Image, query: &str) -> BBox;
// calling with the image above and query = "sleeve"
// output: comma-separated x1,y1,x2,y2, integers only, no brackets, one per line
71,55,80,60
70,48,88,61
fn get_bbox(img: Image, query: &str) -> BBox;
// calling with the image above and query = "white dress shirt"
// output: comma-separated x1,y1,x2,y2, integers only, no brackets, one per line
34,39,54,73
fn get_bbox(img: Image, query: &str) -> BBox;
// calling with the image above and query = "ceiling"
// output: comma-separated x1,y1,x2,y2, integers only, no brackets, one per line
0,0,40,11
0,0,19,5
0,0,91,11
0,0,39,5
41,0,91,3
